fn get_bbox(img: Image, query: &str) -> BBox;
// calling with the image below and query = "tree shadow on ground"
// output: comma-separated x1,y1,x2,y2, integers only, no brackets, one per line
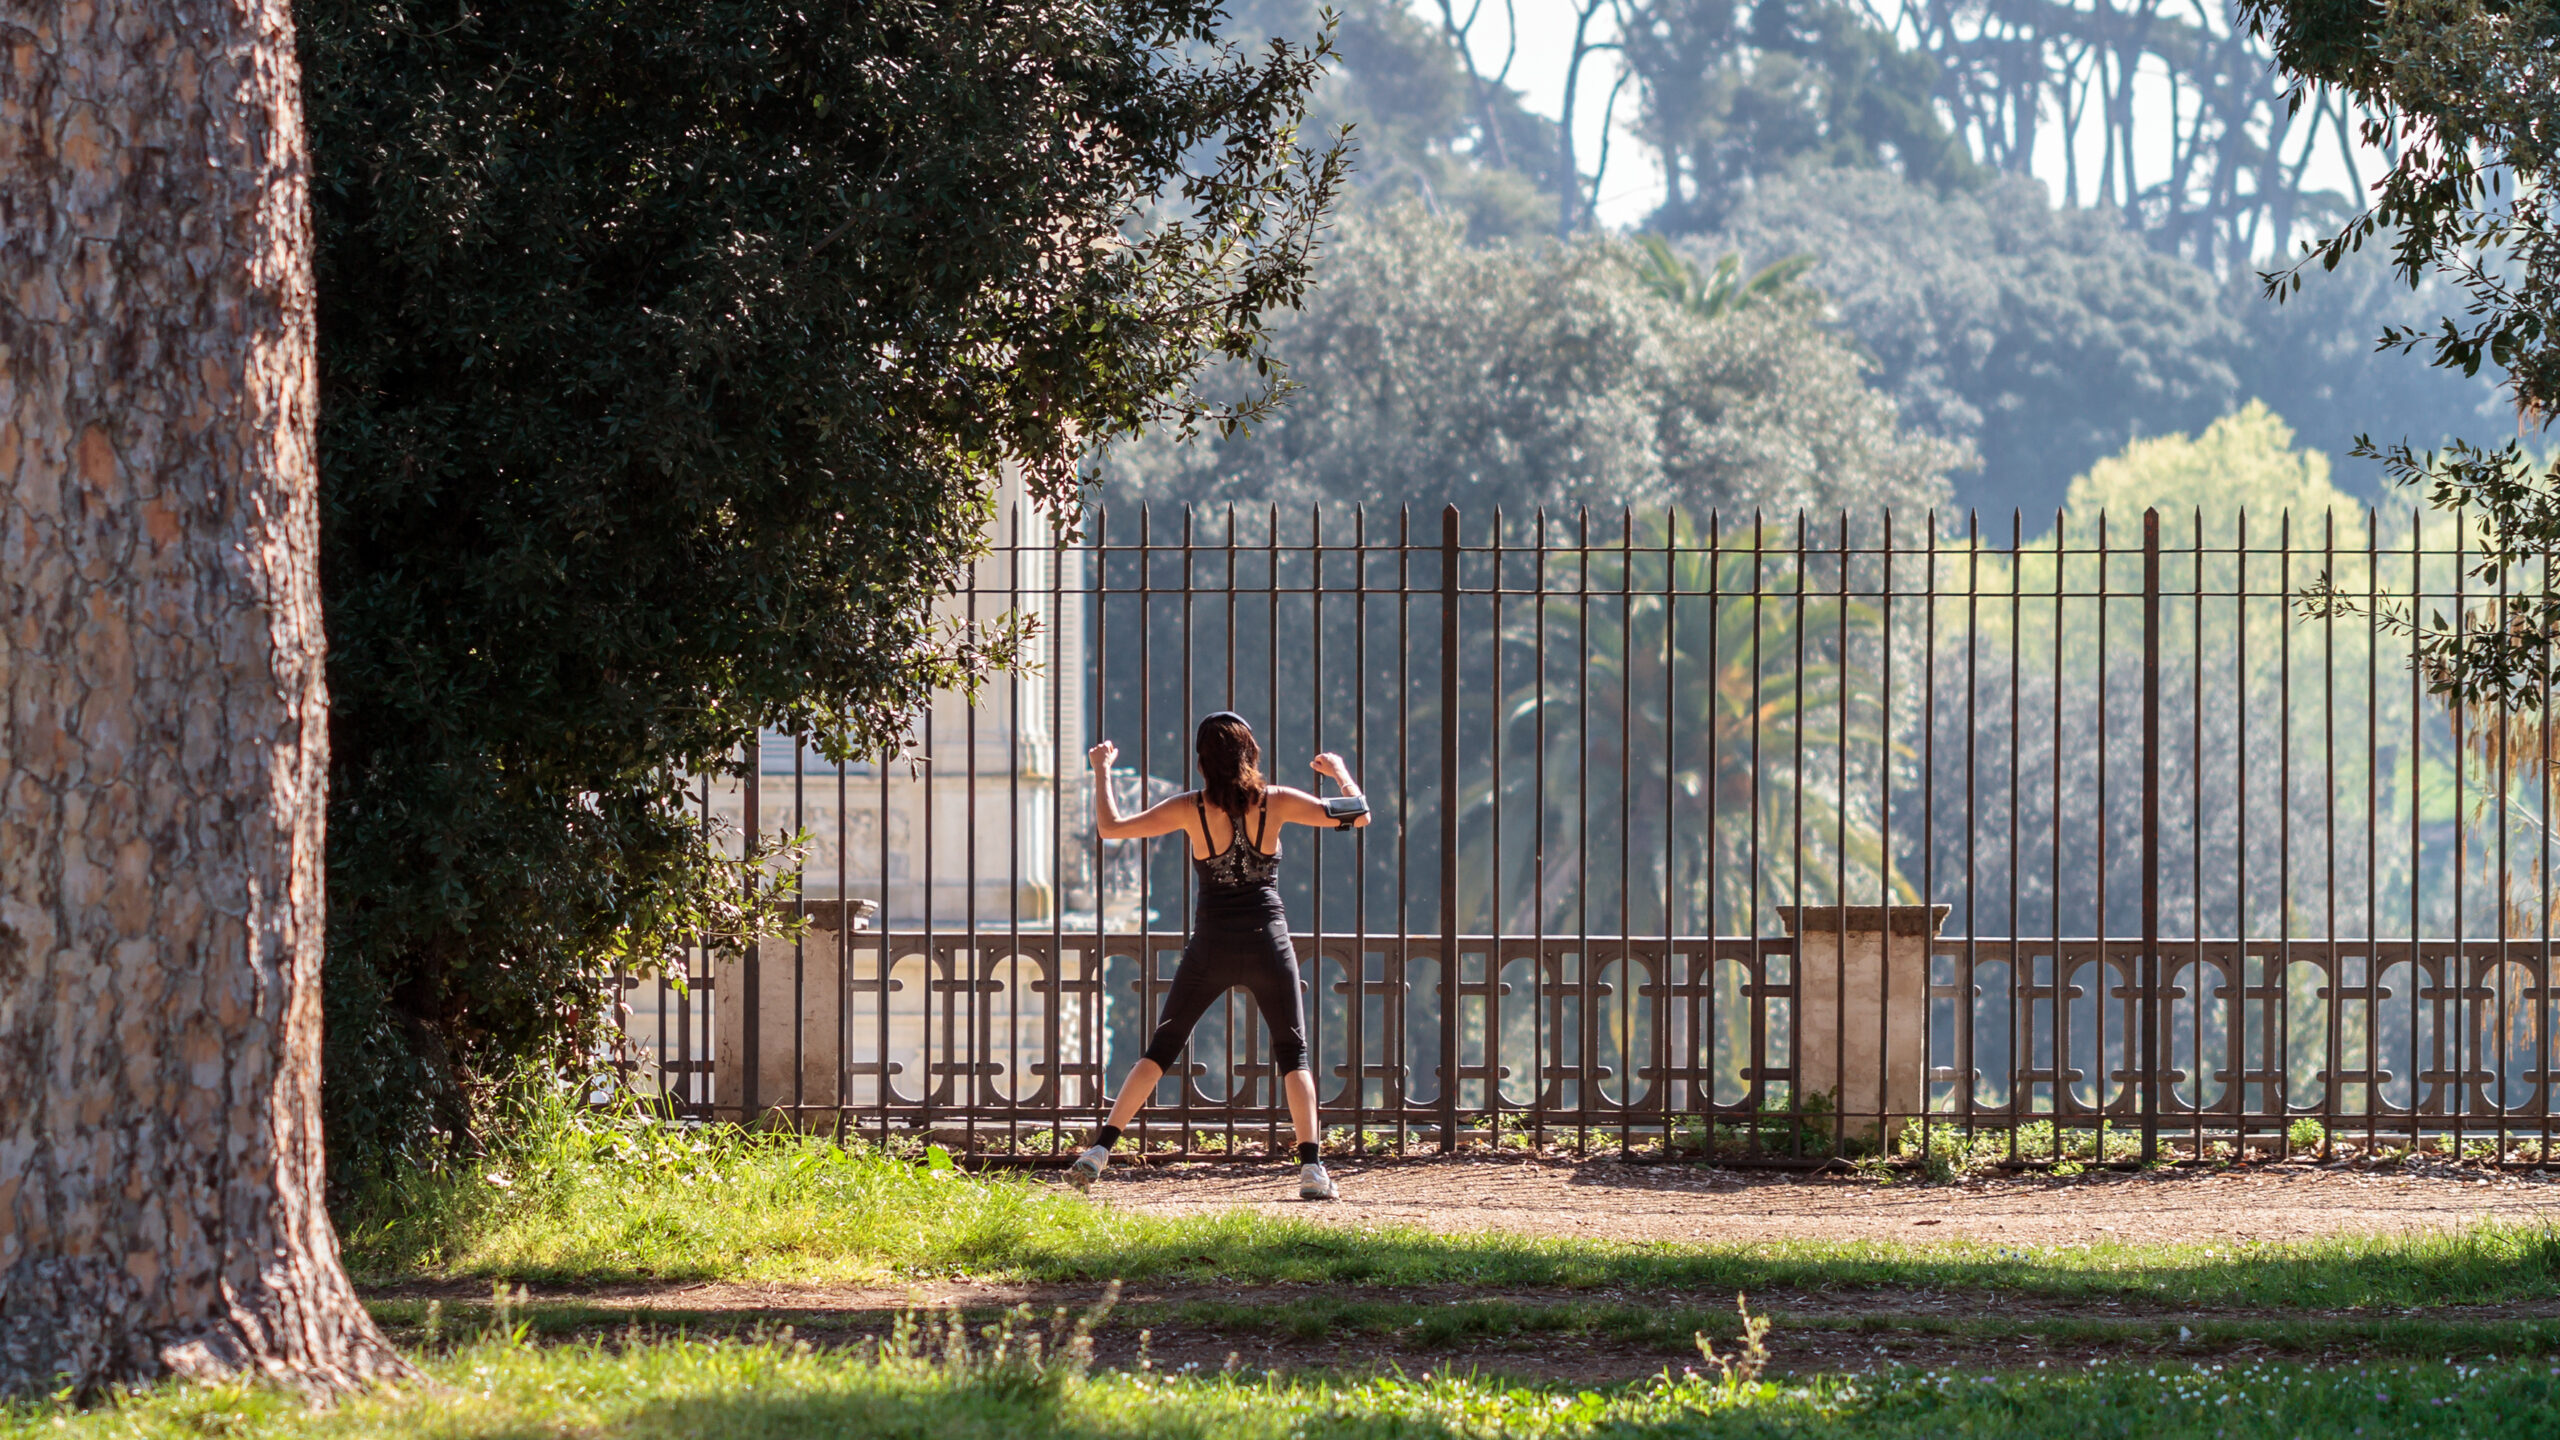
1013,1213,2560,1310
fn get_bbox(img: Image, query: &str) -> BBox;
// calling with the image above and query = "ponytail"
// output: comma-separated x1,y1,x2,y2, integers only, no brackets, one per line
1195,713,1266,823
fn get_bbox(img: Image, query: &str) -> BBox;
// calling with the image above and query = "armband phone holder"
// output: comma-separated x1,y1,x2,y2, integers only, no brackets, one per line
1321,795,1369,829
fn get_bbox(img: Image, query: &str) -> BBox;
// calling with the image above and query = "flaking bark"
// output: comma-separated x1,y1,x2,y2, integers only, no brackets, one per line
0,0,410,1396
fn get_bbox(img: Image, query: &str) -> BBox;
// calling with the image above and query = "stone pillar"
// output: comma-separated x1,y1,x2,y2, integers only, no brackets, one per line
1778,904,1948,1147
715,900,875,1127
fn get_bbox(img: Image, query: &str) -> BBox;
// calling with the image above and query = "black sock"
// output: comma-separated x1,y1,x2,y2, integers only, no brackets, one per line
1093,1125,1121,1151
1297,1141,1320,1165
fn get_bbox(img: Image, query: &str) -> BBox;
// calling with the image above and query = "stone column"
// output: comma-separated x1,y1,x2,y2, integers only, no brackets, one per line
1778,904,1948,1148
715,900,876,1126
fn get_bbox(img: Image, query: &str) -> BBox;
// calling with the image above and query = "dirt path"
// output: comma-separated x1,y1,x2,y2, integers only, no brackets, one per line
1086,1154,2560,1246
365,1274,2560,1323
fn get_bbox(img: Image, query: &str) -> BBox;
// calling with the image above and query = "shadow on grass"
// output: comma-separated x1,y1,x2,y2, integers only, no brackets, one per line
350,1195,2560,1321
1005,1209,2560,1309
364,1291,2560,1383
357,1207,2560,1312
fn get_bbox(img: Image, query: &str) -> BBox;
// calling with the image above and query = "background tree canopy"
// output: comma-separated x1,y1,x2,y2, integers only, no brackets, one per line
1103,202,1958,516
1688,167,2509,518
1624,0,2372,270
1233,0,1569,241
1696,168,2238,518
1628,0,1980,235
301,0,1341,1176
2058,400,2358,531
1246,0,2510,521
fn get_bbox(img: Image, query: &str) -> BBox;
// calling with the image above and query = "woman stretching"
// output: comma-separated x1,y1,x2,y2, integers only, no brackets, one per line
1071,712,1369,1200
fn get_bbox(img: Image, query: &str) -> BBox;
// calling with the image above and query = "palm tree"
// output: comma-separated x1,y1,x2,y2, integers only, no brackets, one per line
1468,516,1911,941
1624,234,1814,321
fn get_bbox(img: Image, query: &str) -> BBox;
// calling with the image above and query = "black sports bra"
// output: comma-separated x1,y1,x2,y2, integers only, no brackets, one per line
1191,795,1280,890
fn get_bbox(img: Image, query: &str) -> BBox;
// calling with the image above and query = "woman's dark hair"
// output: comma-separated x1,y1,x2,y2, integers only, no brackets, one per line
1196,712,1266,823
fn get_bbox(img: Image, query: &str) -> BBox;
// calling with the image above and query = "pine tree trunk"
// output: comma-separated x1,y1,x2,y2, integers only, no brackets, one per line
0,0,410,1396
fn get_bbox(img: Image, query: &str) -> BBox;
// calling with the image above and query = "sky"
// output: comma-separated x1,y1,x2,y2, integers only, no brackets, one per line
1418,0,2379,237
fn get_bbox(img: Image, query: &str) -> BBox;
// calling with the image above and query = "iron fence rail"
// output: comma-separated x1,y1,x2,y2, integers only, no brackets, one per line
615,503,2560,1164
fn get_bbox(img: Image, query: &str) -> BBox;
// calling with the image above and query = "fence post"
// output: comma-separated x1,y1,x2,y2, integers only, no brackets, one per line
2140,508,2161,1161
1440,505,1463,1152
741,734,761,1126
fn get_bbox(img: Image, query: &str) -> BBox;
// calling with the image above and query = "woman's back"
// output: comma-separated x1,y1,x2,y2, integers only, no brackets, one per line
1191,794,1280,896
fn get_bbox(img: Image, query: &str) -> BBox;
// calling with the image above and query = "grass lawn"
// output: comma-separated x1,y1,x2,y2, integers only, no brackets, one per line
24,1101,2557,1436
338,1100,2560,1313
7,1326,2557,1438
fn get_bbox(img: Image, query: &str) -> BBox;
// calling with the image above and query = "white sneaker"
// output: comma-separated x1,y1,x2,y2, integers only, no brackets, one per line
1299,1161,1337,1201
1067,1144,1110,1189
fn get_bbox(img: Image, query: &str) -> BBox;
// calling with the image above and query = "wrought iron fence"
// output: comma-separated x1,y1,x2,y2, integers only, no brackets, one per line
614,503,2560,1165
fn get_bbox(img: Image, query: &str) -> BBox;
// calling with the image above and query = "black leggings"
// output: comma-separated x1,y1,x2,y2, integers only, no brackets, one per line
1140,911,1311,1075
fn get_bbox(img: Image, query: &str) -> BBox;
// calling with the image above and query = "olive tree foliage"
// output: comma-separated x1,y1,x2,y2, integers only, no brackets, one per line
302,0,1343,1172
1103,203,1958,516
2247,0,2560,712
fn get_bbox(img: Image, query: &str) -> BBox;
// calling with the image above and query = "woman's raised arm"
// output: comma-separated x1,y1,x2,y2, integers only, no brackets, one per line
1089,740,1192,841
1269,752,1371,830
